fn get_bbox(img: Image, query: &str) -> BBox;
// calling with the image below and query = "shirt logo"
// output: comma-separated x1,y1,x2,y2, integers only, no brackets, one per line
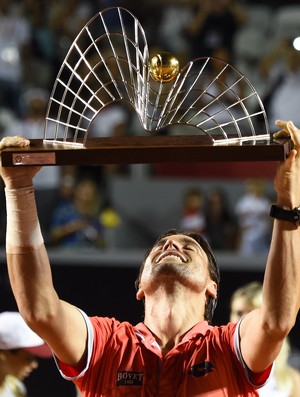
188,361,214,377
116,371,143,386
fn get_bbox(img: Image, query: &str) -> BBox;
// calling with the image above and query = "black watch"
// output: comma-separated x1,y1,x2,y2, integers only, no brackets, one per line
270,205,300,223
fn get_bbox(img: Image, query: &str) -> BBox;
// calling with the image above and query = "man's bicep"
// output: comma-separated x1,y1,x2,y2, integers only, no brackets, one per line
239,309,283,373
41,301,89,367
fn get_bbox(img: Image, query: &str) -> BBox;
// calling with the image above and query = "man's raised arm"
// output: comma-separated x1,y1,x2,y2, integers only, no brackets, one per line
0,136,87,367
239,120,300,374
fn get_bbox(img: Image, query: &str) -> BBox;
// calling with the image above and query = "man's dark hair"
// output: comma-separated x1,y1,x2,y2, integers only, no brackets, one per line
135,229,220,324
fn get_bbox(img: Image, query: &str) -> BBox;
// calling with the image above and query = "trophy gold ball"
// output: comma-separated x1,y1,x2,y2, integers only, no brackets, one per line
149,52,180,83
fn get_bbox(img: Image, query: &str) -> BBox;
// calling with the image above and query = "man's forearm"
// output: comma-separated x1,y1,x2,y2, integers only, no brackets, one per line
5,185,57,321
5,186,43,252
263,219,300,333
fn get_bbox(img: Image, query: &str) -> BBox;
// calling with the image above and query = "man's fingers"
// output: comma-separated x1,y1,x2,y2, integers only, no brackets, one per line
275,119,289,128
273,120,291,139
273,120,300,147
0,136,30,151
279,121,300,152
286,121,300,148
273,129,290,140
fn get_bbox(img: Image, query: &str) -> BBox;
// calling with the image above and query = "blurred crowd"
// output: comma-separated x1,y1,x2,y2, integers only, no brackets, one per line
1,0,300,130
0,0,299,252
179,178,273,255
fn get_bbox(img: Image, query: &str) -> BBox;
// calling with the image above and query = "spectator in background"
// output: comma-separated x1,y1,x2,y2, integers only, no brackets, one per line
259,38,300,132
87,102,131,179
201,46,246,130
20,0,57,90
230,282,300,397
49,177,106,248
235,179,272,255
0,0,32,116
0,311,52,397
47,0,94,70
157,0,195,65
205,187,237,250
180,187,206,236
185,0,247,60
50,169,122,249
89,104,130,140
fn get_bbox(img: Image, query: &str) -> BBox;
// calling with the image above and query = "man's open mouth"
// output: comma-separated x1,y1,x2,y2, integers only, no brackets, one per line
155,251,188,264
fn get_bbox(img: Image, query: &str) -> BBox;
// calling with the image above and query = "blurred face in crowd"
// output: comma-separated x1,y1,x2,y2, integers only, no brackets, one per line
230,296,254,323
0,348,38,380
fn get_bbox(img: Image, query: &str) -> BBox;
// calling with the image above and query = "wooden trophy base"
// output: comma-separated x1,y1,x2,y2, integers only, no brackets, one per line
1,135,292,166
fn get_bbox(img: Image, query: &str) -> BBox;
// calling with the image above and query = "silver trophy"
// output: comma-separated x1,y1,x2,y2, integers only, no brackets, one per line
1,7,291,166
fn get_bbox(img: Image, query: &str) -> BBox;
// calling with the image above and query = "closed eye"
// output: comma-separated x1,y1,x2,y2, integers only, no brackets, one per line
152,243,163,252
184,245,197,252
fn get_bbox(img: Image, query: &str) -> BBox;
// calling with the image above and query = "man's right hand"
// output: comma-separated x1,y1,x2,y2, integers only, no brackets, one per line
273,120,300,210
0,136,41,189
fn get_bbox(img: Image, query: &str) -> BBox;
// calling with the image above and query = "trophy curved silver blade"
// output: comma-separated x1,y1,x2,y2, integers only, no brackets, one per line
44,7,149,145
145,56,270,143
44,6,269,147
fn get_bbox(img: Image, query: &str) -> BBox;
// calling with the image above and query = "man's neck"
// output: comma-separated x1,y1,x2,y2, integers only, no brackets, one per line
143,291,205,355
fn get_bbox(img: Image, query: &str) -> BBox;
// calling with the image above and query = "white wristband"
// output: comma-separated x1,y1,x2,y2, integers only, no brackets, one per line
5,186,44,253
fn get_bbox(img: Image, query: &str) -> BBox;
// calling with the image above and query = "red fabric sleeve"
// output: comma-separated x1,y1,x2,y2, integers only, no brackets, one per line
249,365,273,386
57,358,85,377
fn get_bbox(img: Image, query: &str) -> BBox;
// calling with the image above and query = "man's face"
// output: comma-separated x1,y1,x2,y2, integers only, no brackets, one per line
138,234,215,297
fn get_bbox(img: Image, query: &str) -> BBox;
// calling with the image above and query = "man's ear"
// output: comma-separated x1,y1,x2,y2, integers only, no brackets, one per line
136,287,145,301
206,280,217,301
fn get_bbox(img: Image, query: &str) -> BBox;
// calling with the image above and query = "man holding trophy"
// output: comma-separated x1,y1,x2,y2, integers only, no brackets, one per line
0,119,300,396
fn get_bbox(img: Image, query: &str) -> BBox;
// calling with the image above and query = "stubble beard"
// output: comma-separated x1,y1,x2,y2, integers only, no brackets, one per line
149,261,198,292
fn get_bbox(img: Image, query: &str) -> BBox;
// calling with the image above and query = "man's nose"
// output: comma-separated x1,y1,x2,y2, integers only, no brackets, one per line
162,239,181,251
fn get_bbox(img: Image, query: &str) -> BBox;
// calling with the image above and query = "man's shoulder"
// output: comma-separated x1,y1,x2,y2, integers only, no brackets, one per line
90,316,137,336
